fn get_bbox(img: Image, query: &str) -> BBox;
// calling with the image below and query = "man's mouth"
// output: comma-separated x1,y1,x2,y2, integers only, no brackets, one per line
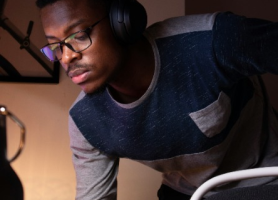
68,68,90,84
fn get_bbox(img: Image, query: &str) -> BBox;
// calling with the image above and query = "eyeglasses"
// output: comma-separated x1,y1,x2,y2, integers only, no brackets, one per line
40,16,107,62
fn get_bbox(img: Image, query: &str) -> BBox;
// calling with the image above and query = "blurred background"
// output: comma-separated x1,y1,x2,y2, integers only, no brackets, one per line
0,0,277,199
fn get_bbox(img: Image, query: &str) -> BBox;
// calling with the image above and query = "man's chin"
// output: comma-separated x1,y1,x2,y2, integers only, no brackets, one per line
80,83,107,95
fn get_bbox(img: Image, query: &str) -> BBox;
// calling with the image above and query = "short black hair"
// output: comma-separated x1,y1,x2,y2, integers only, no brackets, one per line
36,0,59,9
35,0,112,10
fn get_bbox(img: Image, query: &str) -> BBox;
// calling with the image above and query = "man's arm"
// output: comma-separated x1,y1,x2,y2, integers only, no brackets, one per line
69,116,119,200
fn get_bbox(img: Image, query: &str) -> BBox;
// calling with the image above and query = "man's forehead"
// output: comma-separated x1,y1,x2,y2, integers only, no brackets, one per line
40,0,89,20
40,0,103,33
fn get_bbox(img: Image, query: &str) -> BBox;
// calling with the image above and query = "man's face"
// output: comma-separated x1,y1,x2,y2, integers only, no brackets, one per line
40,0,126,93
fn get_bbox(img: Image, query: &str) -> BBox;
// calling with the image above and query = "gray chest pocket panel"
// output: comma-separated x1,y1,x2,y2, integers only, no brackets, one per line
189,92,231,138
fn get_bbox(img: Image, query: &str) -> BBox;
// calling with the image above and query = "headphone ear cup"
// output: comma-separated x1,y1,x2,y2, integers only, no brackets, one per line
109,0,147,44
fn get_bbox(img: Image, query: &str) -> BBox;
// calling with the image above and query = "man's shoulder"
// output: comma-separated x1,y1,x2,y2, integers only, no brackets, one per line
70,91,86,110
69,88,109,119
145,12,219,39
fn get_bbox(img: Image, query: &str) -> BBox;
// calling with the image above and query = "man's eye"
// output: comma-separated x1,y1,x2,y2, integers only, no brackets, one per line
74,32,88,41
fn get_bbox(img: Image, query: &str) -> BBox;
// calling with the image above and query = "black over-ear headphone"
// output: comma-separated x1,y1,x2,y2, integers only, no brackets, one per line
109,0,147,44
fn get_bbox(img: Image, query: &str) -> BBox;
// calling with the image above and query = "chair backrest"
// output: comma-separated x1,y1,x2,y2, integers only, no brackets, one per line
190,167,278,200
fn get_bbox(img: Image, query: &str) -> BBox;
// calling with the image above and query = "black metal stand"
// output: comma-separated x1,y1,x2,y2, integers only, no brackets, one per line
0,0,60,83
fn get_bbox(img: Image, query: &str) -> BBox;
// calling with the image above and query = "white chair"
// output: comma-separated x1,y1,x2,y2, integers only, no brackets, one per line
190,167,278,200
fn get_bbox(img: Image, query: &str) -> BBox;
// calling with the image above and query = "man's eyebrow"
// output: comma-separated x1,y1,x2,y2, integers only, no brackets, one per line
45,19,86,40
64,19,86,33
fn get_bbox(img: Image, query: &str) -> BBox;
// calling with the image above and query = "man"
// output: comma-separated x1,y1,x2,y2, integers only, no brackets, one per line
36,0,278,199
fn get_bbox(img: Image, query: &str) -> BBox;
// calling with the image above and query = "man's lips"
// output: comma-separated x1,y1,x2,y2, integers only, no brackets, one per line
68,68,90,84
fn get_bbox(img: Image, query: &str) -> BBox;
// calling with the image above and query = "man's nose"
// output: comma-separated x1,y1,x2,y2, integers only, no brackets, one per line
60,45,82,65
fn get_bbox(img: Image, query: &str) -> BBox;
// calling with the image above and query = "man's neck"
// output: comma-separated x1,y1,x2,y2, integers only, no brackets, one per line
108,36,155,104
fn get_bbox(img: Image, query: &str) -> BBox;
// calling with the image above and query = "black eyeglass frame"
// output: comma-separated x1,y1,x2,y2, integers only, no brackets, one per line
40,15,108,62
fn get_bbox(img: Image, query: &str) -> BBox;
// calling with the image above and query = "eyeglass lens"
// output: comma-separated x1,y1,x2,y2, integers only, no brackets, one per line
41,31,91,61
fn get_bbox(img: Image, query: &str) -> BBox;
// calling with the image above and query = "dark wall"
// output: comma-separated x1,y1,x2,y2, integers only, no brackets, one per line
185,0,278,111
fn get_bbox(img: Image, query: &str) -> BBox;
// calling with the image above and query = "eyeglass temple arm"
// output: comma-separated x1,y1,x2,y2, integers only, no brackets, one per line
0,105,26,163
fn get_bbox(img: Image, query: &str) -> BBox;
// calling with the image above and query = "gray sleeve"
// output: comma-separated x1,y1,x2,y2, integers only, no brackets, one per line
69,115,119,200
